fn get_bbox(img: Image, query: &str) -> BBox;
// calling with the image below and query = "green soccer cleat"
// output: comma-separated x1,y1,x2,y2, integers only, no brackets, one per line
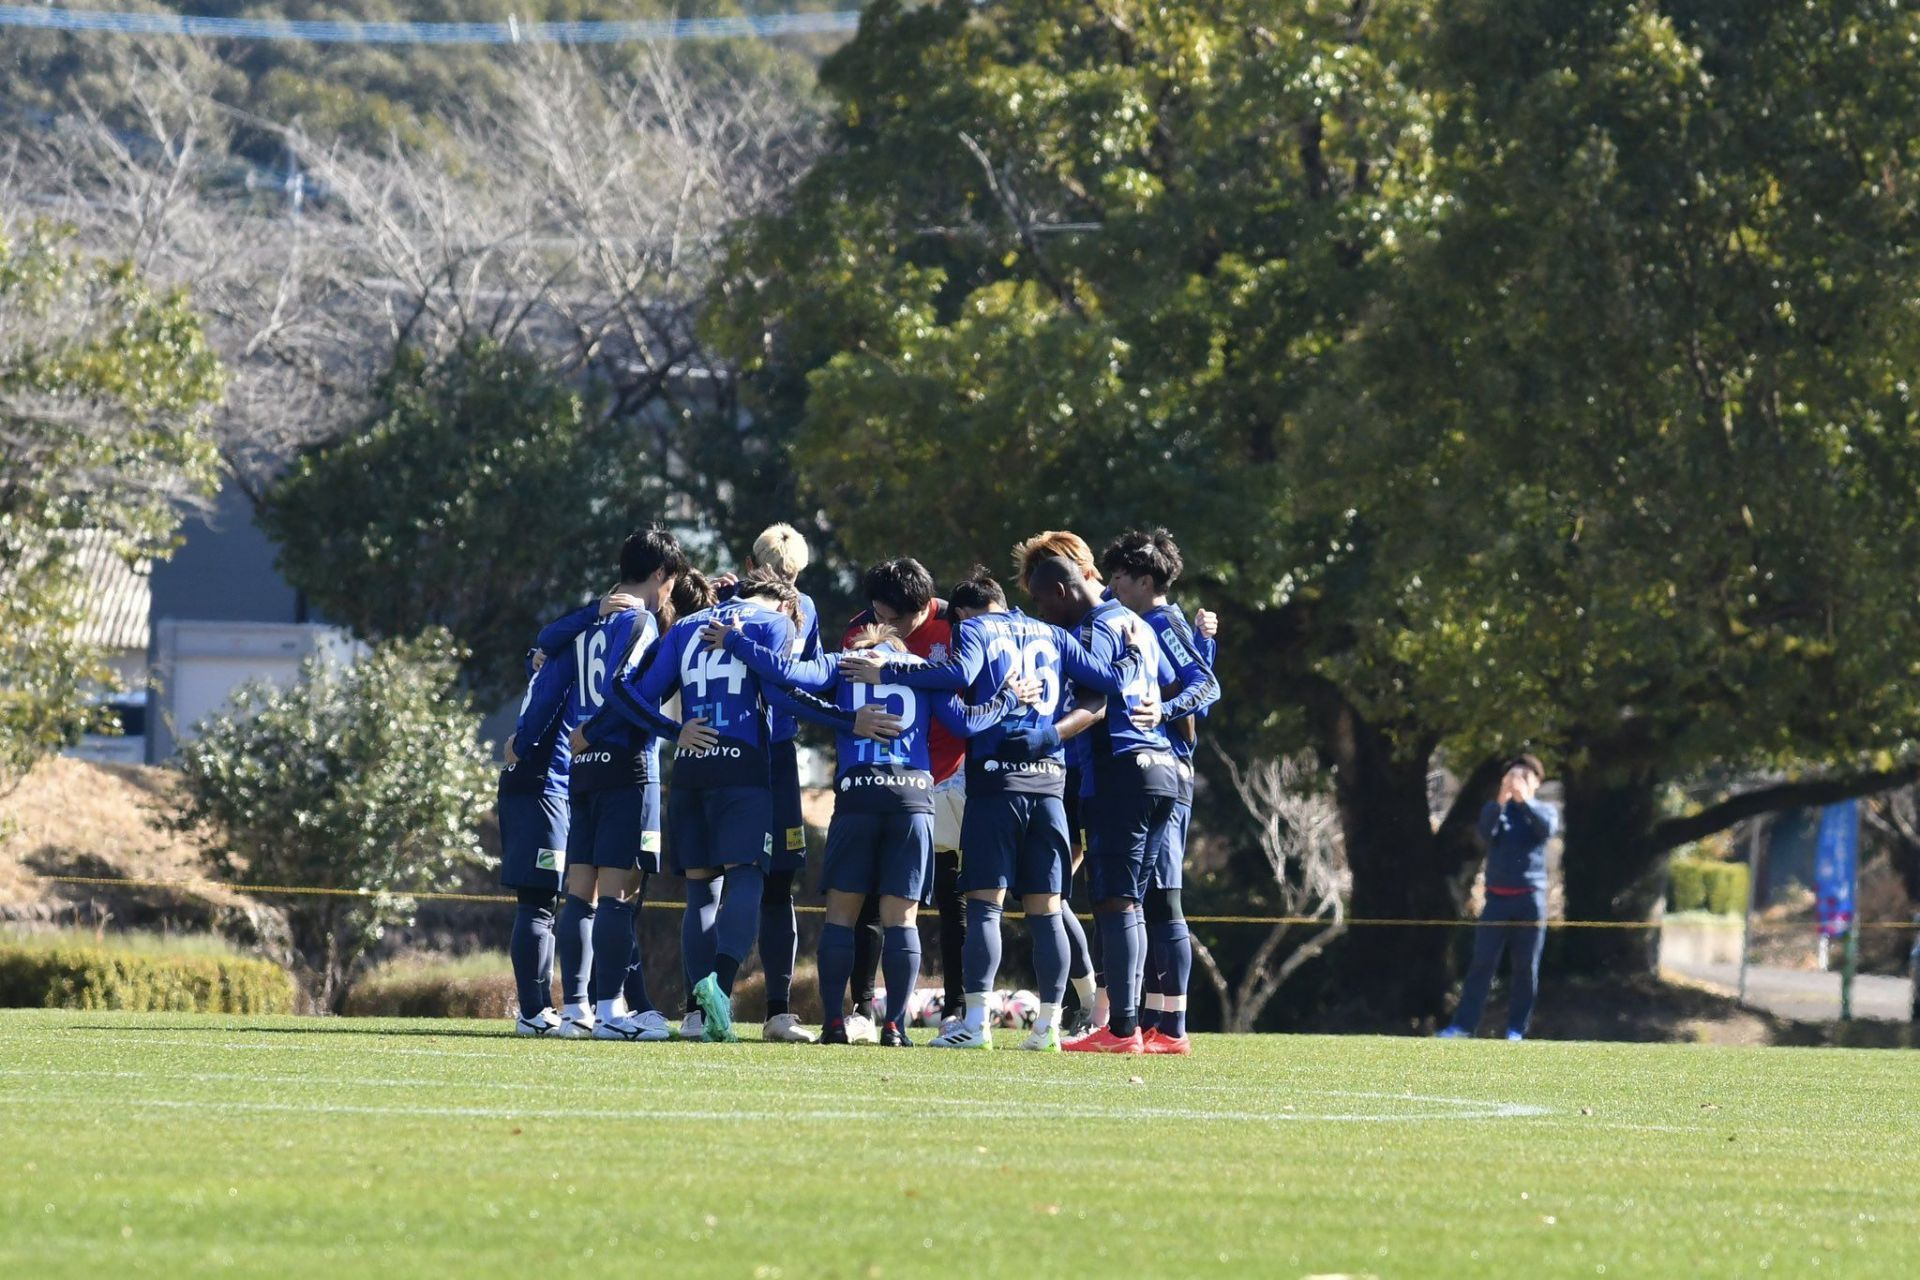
691,974,737,1043
1017,1024,1062,1053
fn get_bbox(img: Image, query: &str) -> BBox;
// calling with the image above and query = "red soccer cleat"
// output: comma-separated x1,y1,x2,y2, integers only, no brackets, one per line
1062,1027,1144,1054
1141,1029,1192,1056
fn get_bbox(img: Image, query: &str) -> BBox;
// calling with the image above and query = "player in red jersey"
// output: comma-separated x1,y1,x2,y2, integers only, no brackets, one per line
838,557,969,1039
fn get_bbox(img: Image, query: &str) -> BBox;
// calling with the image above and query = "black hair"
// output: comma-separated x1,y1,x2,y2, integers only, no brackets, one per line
1026,555,1084,596
620,525,690,584
1099,527,1183,590
948,565,1006,613
863,557,935,616
670,568,715,619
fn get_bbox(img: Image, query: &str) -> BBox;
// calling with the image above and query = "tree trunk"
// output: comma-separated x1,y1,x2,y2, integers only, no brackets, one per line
1558,765,1666,976
1317,703,1461,1025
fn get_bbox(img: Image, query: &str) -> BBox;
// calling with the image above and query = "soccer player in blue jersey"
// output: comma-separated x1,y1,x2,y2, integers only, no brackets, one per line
545,527,688,1040
841,567,1153,1050
1015,555,1183,1054
1101,529,1220,1054
586,570,802,1042
714,523,823,1044
711,617,1037,1045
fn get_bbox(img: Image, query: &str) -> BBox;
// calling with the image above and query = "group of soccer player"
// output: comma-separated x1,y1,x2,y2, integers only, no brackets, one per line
495,520,1219,1054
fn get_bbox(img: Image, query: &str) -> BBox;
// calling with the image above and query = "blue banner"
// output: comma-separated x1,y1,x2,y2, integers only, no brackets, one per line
1813,801,1858,938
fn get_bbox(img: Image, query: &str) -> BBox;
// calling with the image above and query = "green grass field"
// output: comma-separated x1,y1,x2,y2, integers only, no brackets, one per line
1,1011,1915,1278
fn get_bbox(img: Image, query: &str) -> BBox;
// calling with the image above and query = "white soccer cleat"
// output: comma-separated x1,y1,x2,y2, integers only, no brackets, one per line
927,1024,995,1050
843,1013,881,1045
1017,1024,1063,1053
630,1010,674,1042
514,1008,562,1037
593,1014,651,1041
550,1012,596,1039
936,1014,965,1039
678,1010,705,1041
762,1013,818,1043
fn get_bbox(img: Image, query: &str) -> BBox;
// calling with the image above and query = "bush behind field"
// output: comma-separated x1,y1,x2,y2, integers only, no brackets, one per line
0,933,295,1013
1668,857,1751,916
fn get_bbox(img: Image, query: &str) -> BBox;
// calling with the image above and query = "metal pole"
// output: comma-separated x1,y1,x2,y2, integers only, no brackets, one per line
1738,819,1760,1005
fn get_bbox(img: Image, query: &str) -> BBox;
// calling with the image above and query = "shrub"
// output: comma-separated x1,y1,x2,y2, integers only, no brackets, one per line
1668,857,1750,916
173,631,497,1010
0,940,294,1013
341,952,517,1019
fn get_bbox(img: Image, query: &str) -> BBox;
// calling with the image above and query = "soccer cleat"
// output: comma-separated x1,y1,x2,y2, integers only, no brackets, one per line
550,1012,596,1039
818,1022,851,1046
1062,1006,1097,1039
762,1013,818,1044
880,1021,913,1048
630,1010,674,1042
1141,1029,1192,1056
1436,1026,1472,1040
678,1010,705,1041
514,1008,562,1037
1017,1024,1062,1053
927,1024,994,1050
1061,1027,1143,1054
691,973,736,1043
593,1014,648,1041
843,1013,880,1046
936,1014,965,1040
1506,1030,1526,1042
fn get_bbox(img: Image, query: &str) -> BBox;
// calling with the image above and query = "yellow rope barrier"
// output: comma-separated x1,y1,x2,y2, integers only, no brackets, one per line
27,873,1915,930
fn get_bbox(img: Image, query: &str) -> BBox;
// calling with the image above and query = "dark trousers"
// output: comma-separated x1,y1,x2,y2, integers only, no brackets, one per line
1449,888,1548,1036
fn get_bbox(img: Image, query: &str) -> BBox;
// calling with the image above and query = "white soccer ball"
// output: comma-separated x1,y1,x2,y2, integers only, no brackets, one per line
907,986,946,1027
1001,989,1039,1029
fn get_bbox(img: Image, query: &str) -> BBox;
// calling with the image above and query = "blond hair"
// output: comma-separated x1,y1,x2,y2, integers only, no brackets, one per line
846,622,901,652
752,523,810,580
1012,530,1100,592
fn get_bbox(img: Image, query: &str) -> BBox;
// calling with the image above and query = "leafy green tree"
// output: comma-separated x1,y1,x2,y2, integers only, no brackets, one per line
1307,0,1920,973
173,631,496,1009
0,217,223,790
261,340,657,701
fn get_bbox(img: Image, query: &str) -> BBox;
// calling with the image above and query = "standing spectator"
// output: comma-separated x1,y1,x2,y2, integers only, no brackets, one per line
1439,754,1558,1041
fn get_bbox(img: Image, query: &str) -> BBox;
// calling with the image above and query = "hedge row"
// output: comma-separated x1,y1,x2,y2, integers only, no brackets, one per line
0,942,295,1014
341,969,517,1019
1668,857,1750,916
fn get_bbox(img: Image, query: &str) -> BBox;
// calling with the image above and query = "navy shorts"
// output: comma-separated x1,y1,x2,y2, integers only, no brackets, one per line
1085,784,1174,904
821,810,934,902
1148,799,1192,890
958,793,1071,897
670,785,774,874
567,783,662,874
498,789,568,892
769,738,808,872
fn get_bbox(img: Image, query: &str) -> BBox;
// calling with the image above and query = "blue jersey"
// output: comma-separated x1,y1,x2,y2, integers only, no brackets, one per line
600,596,798,791
723,631,1023,814
564,607,662,792
1078,599,1180,799
1144,603,1219,762
499,603,600,797
717,582,821,745
867,608,1142,798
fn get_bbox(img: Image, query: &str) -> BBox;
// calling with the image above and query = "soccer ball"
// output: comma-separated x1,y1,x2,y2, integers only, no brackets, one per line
906,986,946,1027
1000,989,1039,1030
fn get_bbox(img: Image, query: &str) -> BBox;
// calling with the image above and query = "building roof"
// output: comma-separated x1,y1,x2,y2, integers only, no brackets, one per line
69,530,152,653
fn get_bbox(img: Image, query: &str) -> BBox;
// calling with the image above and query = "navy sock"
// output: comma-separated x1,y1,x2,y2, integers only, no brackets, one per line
621,875,655,1014
682,877,722,999
509,891,556,1018
962,898,1004,1000
1152,917,1193,1038
1130,908,1149,1009
935,852,964,1012
759,869,798,1017
712,863,765,995
850,894,882,1018
1140,930,1164,1033
590,896,636,1010
556,894,595,1009
818,923,855,1026
882,925,922,1028
1098,907,1142,1036
1028,911,1069,1006
1062,905,1093,981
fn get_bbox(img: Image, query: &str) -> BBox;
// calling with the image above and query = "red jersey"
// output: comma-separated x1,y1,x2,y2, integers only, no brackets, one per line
844,599,963,782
